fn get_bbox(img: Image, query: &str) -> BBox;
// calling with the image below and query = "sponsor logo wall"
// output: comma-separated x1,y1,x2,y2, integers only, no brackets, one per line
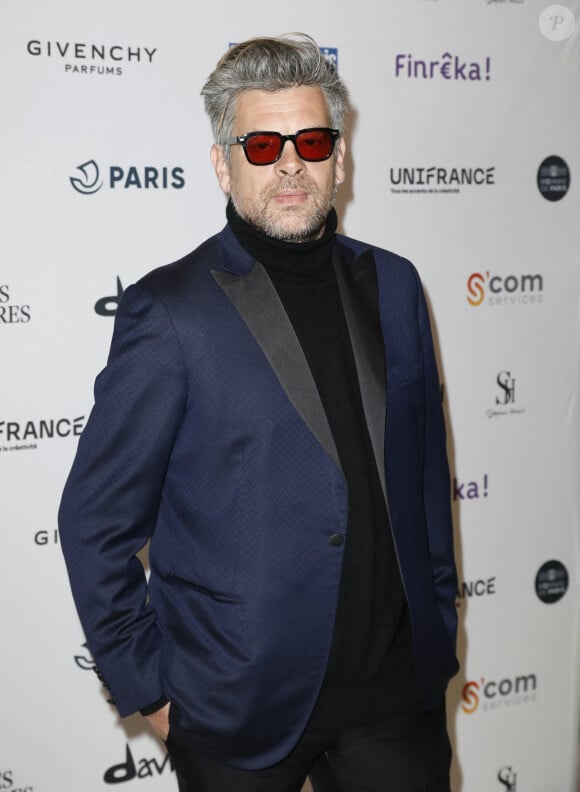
1,2,579,791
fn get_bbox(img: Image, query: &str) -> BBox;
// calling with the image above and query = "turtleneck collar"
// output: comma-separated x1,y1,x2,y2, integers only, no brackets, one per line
226,200,338,283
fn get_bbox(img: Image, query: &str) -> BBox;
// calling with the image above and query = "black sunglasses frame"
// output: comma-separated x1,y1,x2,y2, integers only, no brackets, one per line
225,127,340,166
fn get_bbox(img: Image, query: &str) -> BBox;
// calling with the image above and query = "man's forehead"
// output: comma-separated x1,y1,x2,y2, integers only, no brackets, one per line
233,86,329,130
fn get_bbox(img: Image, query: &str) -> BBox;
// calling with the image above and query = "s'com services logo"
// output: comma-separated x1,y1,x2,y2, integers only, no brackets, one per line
461,672,537,714
467,271,543,307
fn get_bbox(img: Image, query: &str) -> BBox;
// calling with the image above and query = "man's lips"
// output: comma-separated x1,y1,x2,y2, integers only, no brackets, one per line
273,190,309,204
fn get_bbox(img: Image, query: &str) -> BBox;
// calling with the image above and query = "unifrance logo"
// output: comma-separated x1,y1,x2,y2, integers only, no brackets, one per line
467,271,543,307
70,160,185,194
26,39,157,77
456,576,497,607
0,416,85,453
395,52,491,81
461,672,537,714
390,166,495,195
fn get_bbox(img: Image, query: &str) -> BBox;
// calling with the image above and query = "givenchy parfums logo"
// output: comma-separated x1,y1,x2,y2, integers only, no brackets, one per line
26,39,158,77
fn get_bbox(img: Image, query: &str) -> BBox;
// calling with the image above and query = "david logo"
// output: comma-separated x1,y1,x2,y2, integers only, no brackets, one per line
95,277,124,317
70,159,103,194
498,766,517,790
104,744,173,784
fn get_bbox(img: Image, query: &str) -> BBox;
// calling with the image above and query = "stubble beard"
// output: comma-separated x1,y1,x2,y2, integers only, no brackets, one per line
233,176,338,243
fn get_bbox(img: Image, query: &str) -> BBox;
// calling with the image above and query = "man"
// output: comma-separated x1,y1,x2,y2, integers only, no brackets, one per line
59,33,459,792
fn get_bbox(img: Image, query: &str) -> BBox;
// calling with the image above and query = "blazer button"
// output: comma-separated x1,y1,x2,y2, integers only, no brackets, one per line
328,533,344,547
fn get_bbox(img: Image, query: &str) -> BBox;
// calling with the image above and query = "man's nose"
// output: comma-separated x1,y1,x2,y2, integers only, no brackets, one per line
275,140,305,176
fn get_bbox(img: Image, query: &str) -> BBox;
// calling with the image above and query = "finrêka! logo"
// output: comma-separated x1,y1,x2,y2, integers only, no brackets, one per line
453,473,488,501
395,52,491,81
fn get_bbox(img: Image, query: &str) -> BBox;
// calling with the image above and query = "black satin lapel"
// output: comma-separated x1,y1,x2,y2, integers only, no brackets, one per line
334,247,387,500
212,262,342,474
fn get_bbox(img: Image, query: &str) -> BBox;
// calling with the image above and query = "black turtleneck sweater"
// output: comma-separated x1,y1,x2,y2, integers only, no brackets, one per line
227,202,418,729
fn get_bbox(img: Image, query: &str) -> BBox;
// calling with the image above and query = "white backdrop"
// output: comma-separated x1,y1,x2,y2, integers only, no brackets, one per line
1,1,579,790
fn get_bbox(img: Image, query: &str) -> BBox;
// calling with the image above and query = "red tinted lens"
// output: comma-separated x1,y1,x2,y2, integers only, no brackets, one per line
295,129,334,161
245,133,283,164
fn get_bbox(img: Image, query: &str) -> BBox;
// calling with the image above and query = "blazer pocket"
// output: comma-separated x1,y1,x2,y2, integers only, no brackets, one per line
166,572,240,604
163,573,251,666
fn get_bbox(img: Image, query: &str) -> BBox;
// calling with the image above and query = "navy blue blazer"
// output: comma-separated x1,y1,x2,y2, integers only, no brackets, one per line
59,224,458,769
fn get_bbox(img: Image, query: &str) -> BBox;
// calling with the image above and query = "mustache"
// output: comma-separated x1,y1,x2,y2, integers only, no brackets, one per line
263,176,317,199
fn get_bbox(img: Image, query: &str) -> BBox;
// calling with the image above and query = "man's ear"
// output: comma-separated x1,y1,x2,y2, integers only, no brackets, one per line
334,137,346,187
210,144,231,194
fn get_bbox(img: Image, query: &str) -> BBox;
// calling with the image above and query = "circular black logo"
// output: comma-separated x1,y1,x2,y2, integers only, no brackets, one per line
537,155,570,202
535,560,568,604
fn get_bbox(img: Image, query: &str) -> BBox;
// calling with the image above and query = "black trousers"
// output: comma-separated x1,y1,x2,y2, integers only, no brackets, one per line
166,703,451,792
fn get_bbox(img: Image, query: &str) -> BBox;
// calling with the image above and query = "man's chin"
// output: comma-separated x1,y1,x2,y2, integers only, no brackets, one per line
263,209,325,243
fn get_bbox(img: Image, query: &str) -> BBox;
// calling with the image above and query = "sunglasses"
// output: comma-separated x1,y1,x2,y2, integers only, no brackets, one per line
225,127,340,166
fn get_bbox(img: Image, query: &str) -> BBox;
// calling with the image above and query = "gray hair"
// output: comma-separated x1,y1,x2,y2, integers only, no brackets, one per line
201,33,350,145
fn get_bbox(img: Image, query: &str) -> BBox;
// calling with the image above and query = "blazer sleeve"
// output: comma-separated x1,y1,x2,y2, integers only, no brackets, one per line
415,271,458,652
59,283,187,716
